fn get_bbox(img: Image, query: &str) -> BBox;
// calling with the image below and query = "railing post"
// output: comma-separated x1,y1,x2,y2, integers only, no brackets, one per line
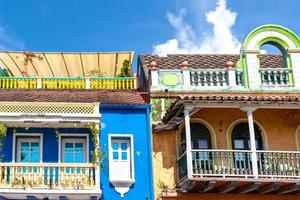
226,61,237,87
184,107,193,179
85,77,91,89
182,69,191,88
150,69,159,87
245,108,259,178
133,73,138,89
37,77,42,89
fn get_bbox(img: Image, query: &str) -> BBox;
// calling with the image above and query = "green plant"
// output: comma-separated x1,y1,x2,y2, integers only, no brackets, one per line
87,123,106,170
0,122,7,161
117,59,131,77
0,68,9,77
88,69,105,77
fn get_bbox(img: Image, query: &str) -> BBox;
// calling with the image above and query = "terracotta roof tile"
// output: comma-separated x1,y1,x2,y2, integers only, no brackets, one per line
140,54,284,69
152,92,300,102
0,89,146,105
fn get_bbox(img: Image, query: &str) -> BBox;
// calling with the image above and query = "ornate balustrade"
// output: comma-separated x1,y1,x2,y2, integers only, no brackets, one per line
191,150,253,178
150,68,244,90
186,150,300,180
91,77,135,89
257,151,300,179
0,77,37,89
0,163,96,189
260,68,293,86
190,69,228,87
0,76,137,90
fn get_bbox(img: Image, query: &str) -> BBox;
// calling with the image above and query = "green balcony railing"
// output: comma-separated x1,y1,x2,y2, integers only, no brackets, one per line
260,68,293,86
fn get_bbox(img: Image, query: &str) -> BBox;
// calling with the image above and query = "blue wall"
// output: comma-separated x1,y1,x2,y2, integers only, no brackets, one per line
100,104,154,200
1,128,94,162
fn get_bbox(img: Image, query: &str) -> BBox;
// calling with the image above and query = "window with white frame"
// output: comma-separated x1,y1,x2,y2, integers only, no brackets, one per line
109,135,134,181
16,136,42,163
108,134,135,197
61,137,88,163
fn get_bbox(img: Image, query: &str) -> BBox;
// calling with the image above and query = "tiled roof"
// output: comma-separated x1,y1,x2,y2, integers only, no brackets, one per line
160,92,300,126
139,54,284,69
0,89,146,105
152,92,300,102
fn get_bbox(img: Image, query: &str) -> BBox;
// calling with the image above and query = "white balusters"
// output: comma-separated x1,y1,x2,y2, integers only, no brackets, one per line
0,163,96,189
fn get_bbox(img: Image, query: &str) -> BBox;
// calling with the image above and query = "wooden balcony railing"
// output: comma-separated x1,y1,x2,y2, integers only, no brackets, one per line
0,163,97,189
260,68,293,86
257,151,300,178
191,150,253,178
186,150,300,180
0,76,137,90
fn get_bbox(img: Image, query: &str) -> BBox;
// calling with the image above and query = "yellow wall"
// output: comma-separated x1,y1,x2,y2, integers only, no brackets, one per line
153,108,300,199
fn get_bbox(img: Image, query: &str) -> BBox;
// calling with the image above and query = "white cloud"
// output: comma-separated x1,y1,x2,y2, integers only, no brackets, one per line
153,0,241,55
0,24,25,51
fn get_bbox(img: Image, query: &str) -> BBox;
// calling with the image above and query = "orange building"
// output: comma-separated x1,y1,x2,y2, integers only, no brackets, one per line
137,24,300,199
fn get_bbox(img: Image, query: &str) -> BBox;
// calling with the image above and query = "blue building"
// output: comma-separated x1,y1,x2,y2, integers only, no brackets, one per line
0,51,154,200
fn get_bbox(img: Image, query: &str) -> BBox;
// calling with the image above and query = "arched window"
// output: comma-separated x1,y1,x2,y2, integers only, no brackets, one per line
259,42,291,85
179,123,212,155
231,122,264,150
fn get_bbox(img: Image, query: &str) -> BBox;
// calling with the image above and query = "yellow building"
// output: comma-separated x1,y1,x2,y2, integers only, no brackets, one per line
137,24,300,200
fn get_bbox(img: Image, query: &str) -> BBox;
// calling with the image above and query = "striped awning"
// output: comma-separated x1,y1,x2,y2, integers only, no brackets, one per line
0,51,134,77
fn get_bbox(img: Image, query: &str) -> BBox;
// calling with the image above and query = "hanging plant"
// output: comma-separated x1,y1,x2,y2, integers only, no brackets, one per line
0,122,7,137
87,123,106,170
0,122,7,162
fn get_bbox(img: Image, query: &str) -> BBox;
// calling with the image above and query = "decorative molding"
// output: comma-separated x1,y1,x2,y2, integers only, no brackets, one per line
110,180,135,197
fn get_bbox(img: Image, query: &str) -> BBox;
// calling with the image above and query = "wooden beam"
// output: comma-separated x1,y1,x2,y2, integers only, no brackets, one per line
198,181,216,192
178,179,197,192
237,182,261,194
257,183,280,194
43,53,55,77
61,53,70,77
277,183,300,194
218,182,237,194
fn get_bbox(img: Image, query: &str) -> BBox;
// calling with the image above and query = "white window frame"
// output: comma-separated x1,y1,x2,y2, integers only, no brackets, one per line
108,134,135,198
58,134,89,163
12,133,43,163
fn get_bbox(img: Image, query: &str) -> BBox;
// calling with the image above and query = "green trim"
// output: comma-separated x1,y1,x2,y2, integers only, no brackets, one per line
243,24,300,49
0,77,36,80
43,77,85,80
242,56,249,88
91,77,134,80
286,54,294,84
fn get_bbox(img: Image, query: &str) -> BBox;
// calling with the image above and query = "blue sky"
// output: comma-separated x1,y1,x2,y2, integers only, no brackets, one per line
0,0,299,55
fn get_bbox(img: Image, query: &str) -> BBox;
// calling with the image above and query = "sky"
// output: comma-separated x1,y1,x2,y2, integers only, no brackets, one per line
0,0,300,56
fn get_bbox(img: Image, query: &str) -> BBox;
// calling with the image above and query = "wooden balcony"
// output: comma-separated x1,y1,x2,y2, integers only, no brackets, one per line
178,150,300,194
0,162,101,199
0,76,137,90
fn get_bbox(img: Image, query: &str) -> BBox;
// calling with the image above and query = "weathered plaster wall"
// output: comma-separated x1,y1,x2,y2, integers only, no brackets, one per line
153,108,300,199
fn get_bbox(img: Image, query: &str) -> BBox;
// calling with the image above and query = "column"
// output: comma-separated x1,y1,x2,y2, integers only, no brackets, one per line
287,49,300,88
243,49,261,89
184,107,193,179
150,69,159,87
246,109,258,178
